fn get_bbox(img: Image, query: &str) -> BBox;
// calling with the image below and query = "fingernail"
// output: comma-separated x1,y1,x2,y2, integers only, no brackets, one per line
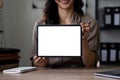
42,57,45,59
38,57,41,60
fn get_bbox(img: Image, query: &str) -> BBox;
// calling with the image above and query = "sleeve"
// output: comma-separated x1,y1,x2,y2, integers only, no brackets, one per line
87,18,100,64
30,21,38,62
88,19,100,54
31,20,46,58
81,14,100,54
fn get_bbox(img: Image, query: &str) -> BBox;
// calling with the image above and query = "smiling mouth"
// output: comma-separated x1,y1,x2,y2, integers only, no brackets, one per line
61,0,69,4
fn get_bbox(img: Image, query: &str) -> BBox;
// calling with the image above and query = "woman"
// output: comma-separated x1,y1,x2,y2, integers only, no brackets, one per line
31,0,99,67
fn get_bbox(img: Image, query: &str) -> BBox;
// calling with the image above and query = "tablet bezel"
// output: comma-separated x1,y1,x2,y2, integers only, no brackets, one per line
37,25,82,57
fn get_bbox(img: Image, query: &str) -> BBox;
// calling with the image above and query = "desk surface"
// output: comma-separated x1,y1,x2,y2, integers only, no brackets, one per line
0,66,120,80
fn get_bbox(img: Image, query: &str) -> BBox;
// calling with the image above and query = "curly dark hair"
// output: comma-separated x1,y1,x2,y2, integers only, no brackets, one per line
42,0,84,24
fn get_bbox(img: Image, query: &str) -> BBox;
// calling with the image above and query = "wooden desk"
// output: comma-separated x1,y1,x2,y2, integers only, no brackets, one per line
0,66,120,80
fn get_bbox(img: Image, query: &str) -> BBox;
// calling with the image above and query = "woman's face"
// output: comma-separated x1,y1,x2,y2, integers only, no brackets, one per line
55,0,74,10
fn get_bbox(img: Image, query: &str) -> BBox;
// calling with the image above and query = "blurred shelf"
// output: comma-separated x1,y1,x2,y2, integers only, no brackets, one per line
100,26,120,30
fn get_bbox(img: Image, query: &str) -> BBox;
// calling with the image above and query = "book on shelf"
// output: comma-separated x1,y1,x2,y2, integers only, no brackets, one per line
0,53,19,57
0,59,19,65
0,48,20,63
98,7,113,28
0,48,20,71
98,7,120,29
0,48,20,54
0,63,19,71
0,55,20,61
113,7,120,26
0,59,19,71
100,43,120,64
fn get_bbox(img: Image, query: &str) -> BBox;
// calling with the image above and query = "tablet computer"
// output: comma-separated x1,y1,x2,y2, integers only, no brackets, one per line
37,25,82,57
94,69,120,79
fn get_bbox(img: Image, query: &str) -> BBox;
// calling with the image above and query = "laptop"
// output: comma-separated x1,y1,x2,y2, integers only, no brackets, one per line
37,25,82,57
94,69,120,79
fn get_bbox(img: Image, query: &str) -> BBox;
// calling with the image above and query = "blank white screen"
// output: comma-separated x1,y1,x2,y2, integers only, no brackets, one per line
38,25,81,57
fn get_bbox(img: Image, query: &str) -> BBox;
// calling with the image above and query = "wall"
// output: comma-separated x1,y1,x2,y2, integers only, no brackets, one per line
3,0,44,66
3,0,117,66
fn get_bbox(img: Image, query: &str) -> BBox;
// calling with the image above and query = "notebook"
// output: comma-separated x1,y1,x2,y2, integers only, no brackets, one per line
3,67,37,74
94,69,120,79
37,25,82,57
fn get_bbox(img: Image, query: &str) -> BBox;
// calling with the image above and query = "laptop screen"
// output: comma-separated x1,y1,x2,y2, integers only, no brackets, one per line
37,25,82,57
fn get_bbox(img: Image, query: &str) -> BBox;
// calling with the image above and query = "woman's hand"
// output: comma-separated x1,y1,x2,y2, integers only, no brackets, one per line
33,55,48,67
80,22,90,39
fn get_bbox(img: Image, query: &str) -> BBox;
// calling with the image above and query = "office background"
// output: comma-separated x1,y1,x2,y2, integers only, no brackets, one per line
1,0,120,66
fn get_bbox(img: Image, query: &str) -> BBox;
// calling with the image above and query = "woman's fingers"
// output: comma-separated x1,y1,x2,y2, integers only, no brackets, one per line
80,22,90,39
33,55,48,67
38,57,46,64
80,22,90,32
80,22,85,32
33,55,38,60
34,56,40,63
